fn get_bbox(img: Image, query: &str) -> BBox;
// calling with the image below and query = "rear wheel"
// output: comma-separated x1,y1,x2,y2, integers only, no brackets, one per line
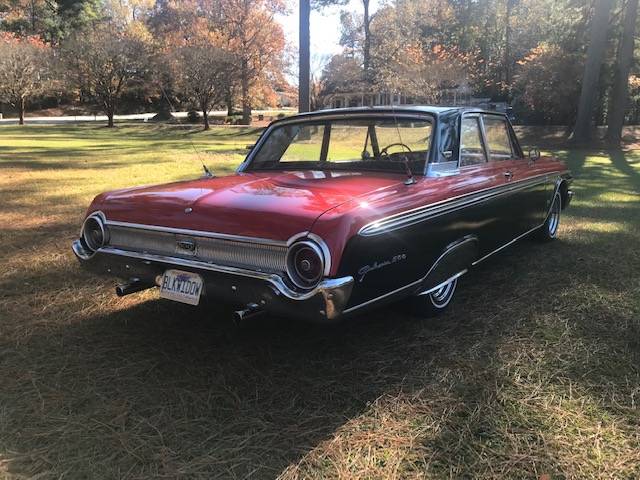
536,192,561,241
409,277,458,317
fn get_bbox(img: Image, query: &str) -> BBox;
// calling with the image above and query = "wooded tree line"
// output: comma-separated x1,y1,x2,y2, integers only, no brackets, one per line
1,0,638,144
313,0,639,145
0,0,289,128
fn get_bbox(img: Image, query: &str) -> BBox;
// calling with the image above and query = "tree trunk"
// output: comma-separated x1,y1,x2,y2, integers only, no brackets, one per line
225,86,234,117
107,106,115,128
571,0,613,144
362,0,371,88
504,0,515,99
154,94,174,121
18,97,25,125
241,58,251,125
203,108,210,131
298,0,311,113
605,0,638,146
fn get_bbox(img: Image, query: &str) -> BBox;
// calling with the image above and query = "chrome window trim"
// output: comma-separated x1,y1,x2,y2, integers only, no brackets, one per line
359,172,567,236
480,113,516,161
458,113,489,167
237,112,437,173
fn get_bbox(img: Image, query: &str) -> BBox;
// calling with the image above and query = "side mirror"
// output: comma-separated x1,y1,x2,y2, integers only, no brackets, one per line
529,148,540,162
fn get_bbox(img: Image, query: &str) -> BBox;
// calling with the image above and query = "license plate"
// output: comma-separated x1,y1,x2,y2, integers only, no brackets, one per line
159,269,203,305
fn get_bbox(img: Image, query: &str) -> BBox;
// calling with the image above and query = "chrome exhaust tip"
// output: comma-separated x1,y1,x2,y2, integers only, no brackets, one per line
233,303,263,326
115,279,154,297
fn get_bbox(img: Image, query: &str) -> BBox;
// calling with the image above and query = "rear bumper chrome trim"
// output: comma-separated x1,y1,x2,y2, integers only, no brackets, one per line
72,240,353,321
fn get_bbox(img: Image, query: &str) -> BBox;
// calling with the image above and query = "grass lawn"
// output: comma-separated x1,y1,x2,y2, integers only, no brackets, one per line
0,124,639,479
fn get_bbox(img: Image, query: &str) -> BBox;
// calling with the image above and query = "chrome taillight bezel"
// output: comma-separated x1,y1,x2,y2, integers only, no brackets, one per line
286,239,326,290
81,212,108,252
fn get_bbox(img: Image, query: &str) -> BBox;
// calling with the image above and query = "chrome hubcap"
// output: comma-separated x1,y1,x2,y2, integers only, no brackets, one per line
429,278,457,308
548,195,561,237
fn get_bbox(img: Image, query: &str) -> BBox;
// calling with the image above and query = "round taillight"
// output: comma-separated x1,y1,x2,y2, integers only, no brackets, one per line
82,215,107,251
286,240,325,289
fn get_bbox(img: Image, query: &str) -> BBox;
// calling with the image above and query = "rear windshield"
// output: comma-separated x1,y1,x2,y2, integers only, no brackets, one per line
246,117,433,174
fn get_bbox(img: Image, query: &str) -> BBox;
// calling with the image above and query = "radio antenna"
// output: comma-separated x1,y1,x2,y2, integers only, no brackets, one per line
390,99,415,185
159,84,214,178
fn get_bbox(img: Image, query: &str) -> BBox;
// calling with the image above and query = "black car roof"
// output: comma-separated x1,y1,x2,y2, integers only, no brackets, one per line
275,105,500,122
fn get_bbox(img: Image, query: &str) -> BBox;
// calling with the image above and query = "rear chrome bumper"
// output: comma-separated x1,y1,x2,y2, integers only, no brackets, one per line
72,240,354,321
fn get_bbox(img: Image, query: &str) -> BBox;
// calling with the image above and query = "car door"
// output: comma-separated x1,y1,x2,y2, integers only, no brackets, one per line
480,113,547,238
457,114,518,256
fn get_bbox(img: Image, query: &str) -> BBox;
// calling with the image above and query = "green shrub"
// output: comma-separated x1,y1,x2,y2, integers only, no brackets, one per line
186,110,201,123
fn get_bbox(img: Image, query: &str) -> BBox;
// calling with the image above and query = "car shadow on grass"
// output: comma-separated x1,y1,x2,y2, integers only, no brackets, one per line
1,237,536,479
3,230,638,479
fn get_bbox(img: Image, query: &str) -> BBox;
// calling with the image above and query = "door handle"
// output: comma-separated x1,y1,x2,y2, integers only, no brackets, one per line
504,170,513,179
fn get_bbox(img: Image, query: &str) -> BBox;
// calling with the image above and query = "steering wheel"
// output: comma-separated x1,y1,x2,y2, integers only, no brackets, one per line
380,142,413,157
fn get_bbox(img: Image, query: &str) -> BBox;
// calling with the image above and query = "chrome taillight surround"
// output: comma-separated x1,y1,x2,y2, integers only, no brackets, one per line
285,240,326,290
80,212,108,255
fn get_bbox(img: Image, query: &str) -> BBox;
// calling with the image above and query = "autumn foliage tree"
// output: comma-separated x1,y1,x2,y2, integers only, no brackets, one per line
0,32,50,125
513,44,583,125
147,0,286,124
219,0,286,124
167,26,236,130
61,25,149,127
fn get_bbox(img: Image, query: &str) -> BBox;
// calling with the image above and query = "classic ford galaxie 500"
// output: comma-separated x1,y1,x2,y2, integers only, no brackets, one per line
72,106,573,322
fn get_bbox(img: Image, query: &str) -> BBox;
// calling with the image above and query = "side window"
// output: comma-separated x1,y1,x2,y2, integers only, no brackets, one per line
326,124,370,161
482,115,513,161
280,124,325,162
459,117,486,166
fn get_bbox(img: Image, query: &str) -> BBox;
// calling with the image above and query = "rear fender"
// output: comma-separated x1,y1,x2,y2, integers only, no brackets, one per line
419,236,478,294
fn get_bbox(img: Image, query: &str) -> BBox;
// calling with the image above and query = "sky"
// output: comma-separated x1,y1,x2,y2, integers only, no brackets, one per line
275,0,381,74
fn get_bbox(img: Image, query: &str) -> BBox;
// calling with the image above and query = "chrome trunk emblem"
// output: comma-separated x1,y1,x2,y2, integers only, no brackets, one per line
184,207,193,213
176,238,197,255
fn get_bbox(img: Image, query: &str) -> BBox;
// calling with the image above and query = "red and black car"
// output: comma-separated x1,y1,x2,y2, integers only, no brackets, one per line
72,106,573,322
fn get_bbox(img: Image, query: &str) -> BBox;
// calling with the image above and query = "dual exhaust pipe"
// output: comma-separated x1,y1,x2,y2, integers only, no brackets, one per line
116,279,264,324
116,279,154,297
233,303,264,326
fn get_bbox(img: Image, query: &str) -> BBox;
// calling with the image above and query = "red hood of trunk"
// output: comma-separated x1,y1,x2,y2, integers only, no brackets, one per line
90,170,405,241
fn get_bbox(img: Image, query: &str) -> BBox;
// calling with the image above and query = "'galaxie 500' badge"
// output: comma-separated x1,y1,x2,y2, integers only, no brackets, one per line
358,254,407,282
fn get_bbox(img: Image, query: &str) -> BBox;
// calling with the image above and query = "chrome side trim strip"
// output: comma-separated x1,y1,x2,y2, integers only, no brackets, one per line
343,237,477,314
105,219,288,247
359,173,557,236
472,225,542,266
470,180,566,266
91,245,352,301
342,278,423,314
417,269,468,296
